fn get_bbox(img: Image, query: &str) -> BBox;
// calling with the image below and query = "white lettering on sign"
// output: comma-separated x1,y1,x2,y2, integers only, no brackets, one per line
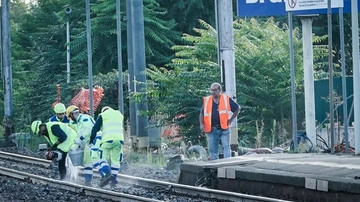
285,0,343,11
246,0,283,4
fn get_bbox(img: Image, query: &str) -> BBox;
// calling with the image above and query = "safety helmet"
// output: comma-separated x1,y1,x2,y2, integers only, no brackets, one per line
101,106,112,113
31,120,42,135
54,103,66,114
66,105,79,117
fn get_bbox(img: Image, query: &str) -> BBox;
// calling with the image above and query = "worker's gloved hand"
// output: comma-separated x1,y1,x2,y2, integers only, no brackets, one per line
51,144,58,151
88,143,94,150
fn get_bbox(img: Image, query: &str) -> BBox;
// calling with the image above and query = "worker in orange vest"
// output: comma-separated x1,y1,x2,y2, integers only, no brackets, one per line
199,82,240,160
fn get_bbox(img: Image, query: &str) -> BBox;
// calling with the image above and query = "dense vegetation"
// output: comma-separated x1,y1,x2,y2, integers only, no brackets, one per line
0,0,350,148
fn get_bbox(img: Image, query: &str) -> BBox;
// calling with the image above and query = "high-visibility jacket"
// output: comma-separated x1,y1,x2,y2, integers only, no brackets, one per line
100,108,124,143
44,122,76,152
73,114,95,143
203,94,231,133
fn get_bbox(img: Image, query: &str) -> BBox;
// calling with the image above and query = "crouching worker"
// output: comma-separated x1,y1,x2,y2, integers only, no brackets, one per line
31,121,76,180
90,106,124,188
66,105,96,186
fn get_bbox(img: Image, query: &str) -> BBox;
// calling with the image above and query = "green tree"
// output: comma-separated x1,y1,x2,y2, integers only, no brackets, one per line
71,0,182,72
138,18,328,148
311,14,352,76
156,0,216,35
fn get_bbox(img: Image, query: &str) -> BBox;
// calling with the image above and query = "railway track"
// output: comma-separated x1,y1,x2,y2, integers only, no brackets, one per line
0,151,290,202
0,166,160,202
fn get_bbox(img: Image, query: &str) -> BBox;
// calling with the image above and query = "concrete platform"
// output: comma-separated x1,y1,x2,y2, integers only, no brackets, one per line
178,153,360,201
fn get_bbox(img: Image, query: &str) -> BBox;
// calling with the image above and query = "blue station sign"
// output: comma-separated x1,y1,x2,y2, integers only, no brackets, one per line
237,0,358,17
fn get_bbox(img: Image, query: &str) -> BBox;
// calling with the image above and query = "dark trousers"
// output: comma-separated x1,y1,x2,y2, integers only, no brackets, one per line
58,151,68,180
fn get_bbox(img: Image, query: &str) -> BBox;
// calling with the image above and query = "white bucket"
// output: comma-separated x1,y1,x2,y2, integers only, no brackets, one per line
68,150,84,166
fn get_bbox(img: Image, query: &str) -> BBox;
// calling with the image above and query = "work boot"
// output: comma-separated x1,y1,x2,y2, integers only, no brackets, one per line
98,172,113,188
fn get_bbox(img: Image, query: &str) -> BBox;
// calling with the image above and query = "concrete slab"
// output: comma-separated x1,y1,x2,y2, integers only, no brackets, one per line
179,153,360,201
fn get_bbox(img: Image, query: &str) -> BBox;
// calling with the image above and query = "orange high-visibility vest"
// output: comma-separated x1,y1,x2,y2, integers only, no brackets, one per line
203,94,231,133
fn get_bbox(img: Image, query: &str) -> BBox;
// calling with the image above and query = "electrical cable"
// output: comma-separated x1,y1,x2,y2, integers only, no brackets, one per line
194,169,217,187
154,185,173,195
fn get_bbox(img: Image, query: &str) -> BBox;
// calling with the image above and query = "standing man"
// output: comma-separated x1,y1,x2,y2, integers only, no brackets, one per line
89,106,124,188
49,103,70,124
66,105,96,186
31,120,76,180
199,82,240,160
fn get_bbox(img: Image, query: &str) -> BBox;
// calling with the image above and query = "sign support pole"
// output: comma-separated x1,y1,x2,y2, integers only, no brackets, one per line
288,11,298,151
339,7,349,153
351,0,360,155
327,0,335,154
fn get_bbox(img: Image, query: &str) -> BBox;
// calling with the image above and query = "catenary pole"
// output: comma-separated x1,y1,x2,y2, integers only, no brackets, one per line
300,16,316,151
1,0,14,144
65,6,71,83
86,0,94,117
66,18,70,83
126,0,137,149
116,0,124,114
216,0,238,152
131,0,148,150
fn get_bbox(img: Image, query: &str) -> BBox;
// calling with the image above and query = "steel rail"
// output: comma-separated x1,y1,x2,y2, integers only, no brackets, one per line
0,151,290,202
116,174,290,202
0,166,161,202
0,151,50,167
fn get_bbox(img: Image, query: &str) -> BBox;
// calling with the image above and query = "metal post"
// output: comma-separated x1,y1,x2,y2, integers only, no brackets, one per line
216,0,238,152
339,7,349,153
351,0,360,155
131,0,148,149
0,7,2,74
66,19,70,83
328,0,334,154
116,0,124,114
1,0,14,143
64,6,72,84
288,12,298,151
215,0,221,85
86,0,94,117
126,0,137,149
300,16,316,151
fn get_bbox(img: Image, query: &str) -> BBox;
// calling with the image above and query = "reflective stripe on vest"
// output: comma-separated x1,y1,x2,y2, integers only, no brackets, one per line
218,94,229,115
203,96,211,118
